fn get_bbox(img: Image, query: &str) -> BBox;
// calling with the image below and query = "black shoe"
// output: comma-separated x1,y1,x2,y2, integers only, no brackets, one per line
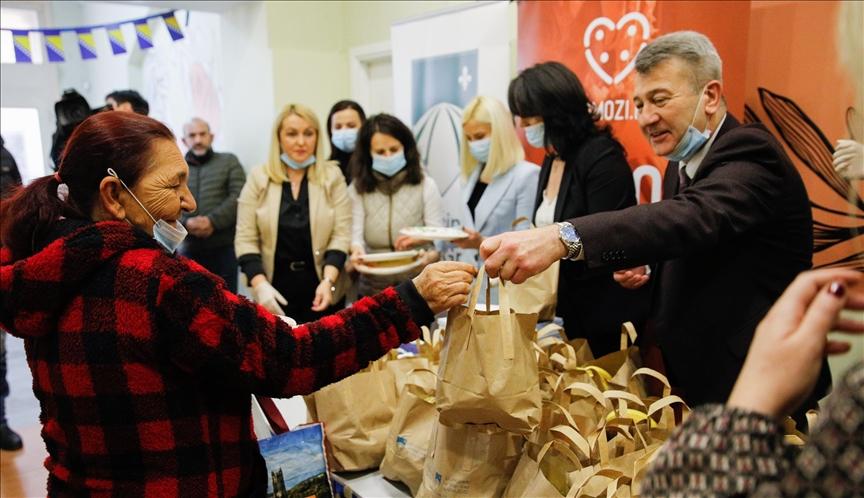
0,423,23,451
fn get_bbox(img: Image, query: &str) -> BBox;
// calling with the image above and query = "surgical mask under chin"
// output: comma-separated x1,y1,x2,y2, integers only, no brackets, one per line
468,137,491,163
372,150,407,177
106,168,188,253
280,153,316,170
331,129,358,153
665,89,712,163
524,122,545,149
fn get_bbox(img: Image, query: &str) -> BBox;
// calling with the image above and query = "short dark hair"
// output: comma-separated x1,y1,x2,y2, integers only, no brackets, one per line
508,61,613,158
106,90,150,116
350,113,423,194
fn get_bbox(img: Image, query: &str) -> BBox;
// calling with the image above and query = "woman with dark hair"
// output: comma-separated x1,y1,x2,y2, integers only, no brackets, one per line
327,100,366,183
0,111,475,496
348,113,445,297
508,61,648,355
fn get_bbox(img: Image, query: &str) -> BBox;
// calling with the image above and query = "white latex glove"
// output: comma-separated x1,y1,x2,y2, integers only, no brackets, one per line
833,139,863,179
253,280,288,315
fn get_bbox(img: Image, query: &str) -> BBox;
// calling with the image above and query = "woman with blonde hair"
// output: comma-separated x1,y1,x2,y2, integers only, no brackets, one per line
454,96,539,255
236,104,352,323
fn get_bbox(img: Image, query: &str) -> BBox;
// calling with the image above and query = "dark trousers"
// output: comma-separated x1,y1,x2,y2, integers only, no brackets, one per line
1,330,8,425
272,265,345,324
180,245,239,294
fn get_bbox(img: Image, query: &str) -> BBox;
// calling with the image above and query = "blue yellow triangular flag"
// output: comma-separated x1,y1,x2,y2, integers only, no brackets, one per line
43,30,64,63
106,24,126,55
134,19,153,49
76,28,97,60
11,30,32,63
161,11,184,41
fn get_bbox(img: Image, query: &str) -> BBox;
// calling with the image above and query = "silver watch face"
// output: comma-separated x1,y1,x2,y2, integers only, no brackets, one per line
559,223,576,243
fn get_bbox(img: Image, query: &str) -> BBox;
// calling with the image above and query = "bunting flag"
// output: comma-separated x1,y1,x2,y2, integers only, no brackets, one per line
133,19,153,49
11,30,32,63
44,30,65,62
76,28,97,60
1,9,184,63
106,24,126,55
161,12,184,41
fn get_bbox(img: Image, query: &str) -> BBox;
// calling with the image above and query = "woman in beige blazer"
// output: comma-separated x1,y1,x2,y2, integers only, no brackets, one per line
236,104,352,323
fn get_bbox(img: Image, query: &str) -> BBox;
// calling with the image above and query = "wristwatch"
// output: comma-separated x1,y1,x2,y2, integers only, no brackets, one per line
323,277,336,293
556,222,583,261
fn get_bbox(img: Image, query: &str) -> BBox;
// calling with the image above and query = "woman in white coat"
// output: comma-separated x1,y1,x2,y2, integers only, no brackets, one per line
454,96,539,258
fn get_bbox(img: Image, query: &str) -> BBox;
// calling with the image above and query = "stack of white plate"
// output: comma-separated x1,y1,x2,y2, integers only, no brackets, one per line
355,250,423,276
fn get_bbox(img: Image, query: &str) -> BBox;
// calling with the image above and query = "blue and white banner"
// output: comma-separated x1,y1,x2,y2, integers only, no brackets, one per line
0,10,184,63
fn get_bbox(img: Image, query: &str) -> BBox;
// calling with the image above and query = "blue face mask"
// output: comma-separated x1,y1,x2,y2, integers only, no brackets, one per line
665,88,712,163
106,168,188,254
468,137,491,163
524,122,545,149
280,152,316,170
372,150,407,177
331,128,358,153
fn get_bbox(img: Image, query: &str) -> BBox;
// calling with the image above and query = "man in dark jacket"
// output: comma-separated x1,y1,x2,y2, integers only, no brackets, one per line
179,118,246,293
0,136,23,451
480,31,829,426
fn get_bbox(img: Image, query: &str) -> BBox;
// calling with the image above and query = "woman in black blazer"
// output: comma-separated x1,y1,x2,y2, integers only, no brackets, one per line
508,61,648,356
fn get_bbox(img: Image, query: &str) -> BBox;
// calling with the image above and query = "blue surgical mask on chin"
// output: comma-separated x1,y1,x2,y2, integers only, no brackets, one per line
524,122,545,149
106,168,188,253
331,129,358,153
468,137,491,163
665,88,712,163
280,153,316,170
371,150,407,177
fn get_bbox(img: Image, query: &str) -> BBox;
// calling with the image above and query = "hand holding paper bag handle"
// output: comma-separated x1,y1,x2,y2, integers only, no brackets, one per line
411,261,477,314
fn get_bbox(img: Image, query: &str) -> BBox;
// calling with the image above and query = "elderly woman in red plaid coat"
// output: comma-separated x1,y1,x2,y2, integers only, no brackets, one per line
0,112,476,497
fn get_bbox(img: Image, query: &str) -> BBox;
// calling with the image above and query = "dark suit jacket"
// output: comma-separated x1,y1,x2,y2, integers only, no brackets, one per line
534,133,649,356
568,114,829,408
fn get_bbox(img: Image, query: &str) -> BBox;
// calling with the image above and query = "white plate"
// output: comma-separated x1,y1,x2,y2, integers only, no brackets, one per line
357,250,419,264
355,258,424,276
399,226,469,241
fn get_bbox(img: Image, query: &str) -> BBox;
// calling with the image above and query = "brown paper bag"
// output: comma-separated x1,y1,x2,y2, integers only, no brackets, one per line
417,422,524,498
386,355,432,398
508,218,559,321
503,438,587,498
585,323,642,393
437,266,541,434
380,369,439,495
307,360,397,471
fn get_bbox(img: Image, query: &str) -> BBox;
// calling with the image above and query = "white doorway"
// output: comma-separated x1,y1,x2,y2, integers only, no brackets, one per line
349,42,393,116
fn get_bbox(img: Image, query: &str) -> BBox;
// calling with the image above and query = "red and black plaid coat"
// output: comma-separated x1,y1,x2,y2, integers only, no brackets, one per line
0,220,429,497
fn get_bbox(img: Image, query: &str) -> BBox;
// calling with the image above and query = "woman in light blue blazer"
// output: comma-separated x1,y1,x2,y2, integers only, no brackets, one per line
454,96,539,259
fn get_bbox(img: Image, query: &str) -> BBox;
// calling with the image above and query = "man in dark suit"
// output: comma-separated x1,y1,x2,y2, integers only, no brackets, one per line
481,31,830,420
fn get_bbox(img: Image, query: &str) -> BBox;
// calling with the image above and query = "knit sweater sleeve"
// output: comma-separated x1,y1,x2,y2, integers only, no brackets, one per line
640,404,787,498
154,260,426,397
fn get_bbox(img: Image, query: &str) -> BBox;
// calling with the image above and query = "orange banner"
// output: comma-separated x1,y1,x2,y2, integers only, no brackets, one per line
517,0,751,203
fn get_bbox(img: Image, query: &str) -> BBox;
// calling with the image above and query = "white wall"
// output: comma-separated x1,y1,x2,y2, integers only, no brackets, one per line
219,1,273,170
0,1,61,175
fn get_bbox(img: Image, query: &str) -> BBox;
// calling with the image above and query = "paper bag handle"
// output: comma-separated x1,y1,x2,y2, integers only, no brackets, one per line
536,439,584,470
631,367,672,397
549,424,591,461
567,469,624,498
465,265,515,360
620,322,637,351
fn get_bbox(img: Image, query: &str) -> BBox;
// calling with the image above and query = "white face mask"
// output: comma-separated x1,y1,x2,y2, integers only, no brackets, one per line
106,168,188,253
